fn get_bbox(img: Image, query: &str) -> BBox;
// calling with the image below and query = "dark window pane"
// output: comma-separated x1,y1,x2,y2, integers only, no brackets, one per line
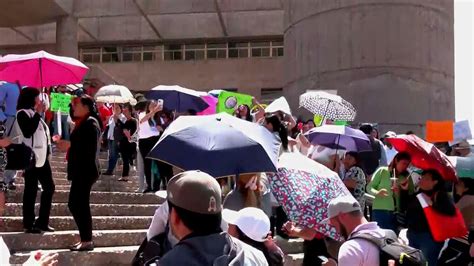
228,49,238,58
195,50,205,60
143,52,153,61
122,53,133,61
262,48,270,57
164,51,173,60
208,50,217,59
239,49,248,58
173,51,182,60
251,48,262,57
217,50,226,58
185,51,195,60
82,54,93,63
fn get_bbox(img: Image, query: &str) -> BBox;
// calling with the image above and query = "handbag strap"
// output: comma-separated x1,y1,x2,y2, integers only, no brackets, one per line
6,116,16,137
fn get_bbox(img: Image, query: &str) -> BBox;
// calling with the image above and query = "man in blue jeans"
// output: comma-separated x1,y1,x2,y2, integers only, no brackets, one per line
103,104,125,175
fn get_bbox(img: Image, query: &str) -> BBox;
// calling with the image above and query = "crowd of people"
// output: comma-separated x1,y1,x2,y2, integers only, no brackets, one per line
0,83,473,266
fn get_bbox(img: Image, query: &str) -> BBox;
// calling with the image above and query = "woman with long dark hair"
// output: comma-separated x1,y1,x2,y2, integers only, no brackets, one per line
234,104,253,122
438,178,474,265
116,104,137,182
16,87,55,234
367,151,413,232
57,96,102,251
262,114,288,152
342,151,367,210
399,169,457,266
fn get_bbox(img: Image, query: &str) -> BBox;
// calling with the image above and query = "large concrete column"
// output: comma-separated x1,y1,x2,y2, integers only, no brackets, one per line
283,0,454,134
56,15,78,58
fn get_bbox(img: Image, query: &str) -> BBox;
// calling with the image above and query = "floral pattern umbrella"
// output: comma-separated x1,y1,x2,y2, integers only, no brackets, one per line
268,152,351,240
299,91,356,121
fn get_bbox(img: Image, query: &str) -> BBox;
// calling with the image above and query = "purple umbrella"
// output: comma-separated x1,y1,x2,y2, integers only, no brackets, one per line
304,125,371,152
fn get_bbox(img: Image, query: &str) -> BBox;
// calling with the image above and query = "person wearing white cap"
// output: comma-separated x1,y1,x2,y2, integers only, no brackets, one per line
321,195,386,266
382,131,398,164
223,207,284,266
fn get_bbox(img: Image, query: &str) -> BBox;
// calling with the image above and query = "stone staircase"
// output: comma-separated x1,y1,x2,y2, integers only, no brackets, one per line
2,151,304,265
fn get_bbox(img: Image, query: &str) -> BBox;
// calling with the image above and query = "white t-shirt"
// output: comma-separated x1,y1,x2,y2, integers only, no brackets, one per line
338,222,385,266
138,112,160,140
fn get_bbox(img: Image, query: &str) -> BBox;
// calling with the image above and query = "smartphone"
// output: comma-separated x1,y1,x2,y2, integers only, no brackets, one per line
157,99,164,109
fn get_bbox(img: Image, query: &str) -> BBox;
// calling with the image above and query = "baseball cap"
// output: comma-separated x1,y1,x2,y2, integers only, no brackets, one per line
222,207,270,242
384,131,397,138
322,195,361,224
167,170,222,215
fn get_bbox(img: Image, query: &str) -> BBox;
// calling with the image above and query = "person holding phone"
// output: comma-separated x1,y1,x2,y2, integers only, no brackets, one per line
138,100,162,192
16,87,55,234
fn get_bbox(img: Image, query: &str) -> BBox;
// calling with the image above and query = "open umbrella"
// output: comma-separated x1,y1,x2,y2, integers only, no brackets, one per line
387,135,457,181
304,125,371,152
147,113,280,178
197,95,218,115
95,85,137,105
448,156,474,178
0,50,88,88
145,85,208,113
299,91,356,121
268,152,351,240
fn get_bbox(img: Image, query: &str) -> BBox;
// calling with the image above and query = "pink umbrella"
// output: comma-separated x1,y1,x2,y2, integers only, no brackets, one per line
197,95,218,115
0,50,89,88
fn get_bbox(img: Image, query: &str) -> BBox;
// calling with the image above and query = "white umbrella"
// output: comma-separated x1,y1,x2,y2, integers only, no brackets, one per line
95,85,137,105
299,91,356,121
265,96,292,116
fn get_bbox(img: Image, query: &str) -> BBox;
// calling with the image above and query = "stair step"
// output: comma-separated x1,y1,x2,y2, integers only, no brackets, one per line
4,203,158,216
2,216,152,232
1,229,147,252
6,191,162,204
10,245,139,265
15,182,140,192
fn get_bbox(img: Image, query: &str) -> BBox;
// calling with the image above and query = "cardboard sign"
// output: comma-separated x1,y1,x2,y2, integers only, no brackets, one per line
50,93,72,113
425,120,454,143
216,91,253,115
449,120,472,146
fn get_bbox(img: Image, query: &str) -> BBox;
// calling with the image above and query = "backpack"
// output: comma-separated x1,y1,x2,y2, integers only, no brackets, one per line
351,231,427,266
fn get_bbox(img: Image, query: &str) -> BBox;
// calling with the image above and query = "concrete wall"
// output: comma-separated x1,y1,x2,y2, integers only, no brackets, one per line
86,57,284,97
283,0,455,134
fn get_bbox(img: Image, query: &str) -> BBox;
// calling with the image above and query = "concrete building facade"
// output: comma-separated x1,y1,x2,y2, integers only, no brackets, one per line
0,0,455,132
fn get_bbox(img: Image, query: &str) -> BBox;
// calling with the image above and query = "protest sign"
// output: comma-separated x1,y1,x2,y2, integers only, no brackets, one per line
449,120,472,146
216,91,253,115
50,93,72,113
425,120,454,143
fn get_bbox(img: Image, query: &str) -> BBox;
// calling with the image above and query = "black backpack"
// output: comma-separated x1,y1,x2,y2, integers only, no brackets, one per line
351,231,427,266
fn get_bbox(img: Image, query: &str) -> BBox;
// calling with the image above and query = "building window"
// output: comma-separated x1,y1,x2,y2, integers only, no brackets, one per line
251,42,271,57
164,44,183,61
143,45,163,61
122,46,142,62
80,48,101,63
184,44,205,60
271,41,284,57
102,47,120,62
261,88,283,104
228,42,249,58
207,43,227,59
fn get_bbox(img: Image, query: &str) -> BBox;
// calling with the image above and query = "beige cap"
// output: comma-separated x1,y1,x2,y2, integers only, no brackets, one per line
167,170,222,215
322,195,361,223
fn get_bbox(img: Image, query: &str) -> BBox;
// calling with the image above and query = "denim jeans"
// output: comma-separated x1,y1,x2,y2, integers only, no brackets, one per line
106,140,120,173
372,209,397,232
53,114,70,140
407,230,443,266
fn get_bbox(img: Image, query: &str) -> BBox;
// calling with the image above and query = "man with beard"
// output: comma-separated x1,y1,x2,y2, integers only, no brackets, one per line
322,195,386,266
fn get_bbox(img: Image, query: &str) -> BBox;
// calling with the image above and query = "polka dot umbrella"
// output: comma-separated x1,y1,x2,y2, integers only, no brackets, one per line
299,91,357,121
